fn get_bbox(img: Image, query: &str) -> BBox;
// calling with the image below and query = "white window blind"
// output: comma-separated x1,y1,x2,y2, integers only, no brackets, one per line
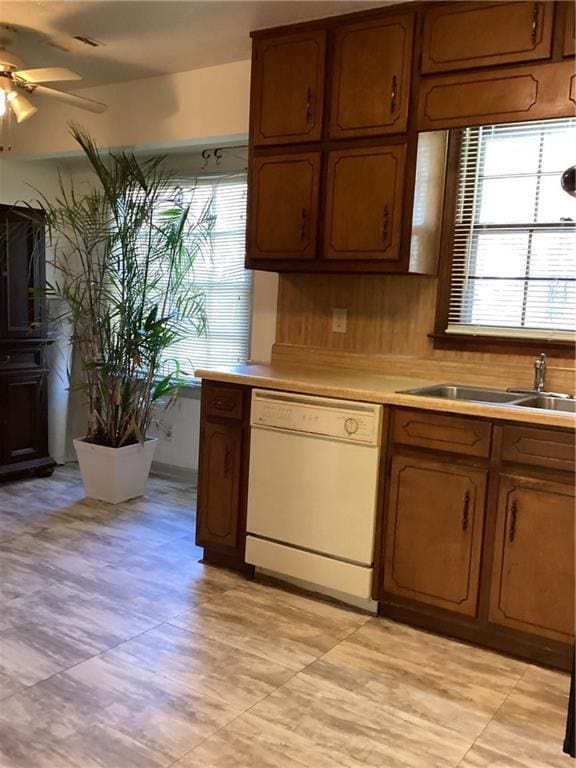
446,118,576,341
161,173,251,377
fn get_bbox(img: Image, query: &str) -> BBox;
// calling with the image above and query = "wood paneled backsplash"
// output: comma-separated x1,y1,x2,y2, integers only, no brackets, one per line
275,273,575,386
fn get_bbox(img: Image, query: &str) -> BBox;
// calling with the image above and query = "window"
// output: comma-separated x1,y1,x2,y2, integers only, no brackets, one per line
439,118,575,346
161,173,251,378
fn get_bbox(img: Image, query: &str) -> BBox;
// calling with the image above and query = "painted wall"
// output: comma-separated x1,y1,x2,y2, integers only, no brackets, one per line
10,60,251,158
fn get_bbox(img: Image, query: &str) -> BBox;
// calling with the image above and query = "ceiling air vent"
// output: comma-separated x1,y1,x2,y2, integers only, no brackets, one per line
73,36,103,48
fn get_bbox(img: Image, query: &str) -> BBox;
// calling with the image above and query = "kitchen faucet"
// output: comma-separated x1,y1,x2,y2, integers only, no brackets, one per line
533,353,547,392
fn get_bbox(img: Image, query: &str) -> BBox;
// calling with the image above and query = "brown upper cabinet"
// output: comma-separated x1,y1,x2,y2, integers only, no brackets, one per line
418,59,576,131
248,153,321,260
329,13,414,139
324,145,406,262
421,1,554,74
251,30,326,146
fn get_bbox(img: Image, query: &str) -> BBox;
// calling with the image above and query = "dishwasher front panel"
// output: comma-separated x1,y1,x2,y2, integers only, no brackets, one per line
247,425,381,565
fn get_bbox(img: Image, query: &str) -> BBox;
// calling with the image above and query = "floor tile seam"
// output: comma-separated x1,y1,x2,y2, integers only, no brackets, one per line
160,618,369,767
0,613,168,709
453,668,528,767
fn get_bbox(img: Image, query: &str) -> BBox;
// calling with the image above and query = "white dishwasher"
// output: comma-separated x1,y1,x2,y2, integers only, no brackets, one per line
246,389,383,603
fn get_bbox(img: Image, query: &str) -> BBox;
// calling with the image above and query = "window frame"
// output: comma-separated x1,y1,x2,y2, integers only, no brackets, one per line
433,129,575,356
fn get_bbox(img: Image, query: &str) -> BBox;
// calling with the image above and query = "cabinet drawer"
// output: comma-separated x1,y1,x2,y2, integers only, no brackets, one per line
417,60,576,131
392,409,491,457
501,425,575,473
421,1,553,74
0,348,43,370
204,386,244,420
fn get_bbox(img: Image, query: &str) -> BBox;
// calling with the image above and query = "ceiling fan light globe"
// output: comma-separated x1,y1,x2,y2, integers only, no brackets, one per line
0,89,6,116
9,92,37,123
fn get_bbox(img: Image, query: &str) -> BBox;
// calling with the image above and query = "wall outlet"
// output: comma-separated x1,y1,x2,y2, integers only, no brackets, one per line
332,307,348,333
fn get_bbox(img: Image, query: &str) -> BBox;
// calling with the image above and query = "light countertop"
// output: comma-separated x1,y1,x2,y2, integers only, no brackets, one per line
195,363,576,430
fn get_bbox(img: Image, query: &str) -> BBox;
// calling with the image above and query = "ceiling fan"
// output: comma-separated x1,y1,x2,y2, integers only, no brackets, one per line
0,46,107,124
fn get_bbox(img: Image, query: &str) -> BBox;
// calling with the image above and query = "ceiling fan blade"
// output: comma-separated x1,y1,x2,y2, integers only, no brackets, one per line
29,84,107,113
13,67,82,84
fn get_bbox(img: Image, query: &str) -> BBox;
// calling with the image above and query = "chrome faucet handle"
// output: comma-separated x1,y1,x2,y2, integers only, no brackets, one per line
533,353,547,392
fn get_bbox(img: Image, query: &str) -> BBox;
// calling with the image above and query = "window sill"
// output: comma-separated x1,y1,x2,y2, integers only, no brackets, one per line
429,332,576,356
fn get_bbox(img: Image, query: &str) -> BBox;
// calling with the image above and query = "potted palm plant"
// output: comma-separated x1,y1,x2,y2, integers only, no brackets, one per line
36,125,212,504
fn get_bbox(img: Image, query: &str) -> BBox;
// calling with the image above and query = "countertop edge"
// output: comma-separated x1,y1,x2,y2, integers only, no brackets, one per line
195,367,576,430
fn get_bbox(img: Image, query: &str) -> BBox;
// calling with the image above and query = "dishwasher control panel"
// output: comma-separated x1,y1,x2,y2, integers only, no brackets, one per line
251,390,382,445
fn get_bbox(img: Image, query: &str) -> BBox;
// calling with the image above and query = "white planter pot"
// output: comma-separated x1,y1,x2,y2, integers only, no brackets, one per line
73,437,158,505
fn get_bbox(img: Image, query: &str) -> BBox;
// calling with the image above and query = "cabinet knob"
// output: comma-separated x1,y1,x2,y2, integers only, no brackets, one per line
0,354,10,365
305,86,314,124
509,500,518,543
531,4,539,46
462,490,470,531
390,75,398,114
381,205,390,242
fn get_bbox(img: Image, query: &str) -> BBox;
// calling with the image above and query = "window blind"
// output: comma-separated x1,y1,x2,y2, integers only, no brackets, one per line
158,173,251,378
446,118,576,341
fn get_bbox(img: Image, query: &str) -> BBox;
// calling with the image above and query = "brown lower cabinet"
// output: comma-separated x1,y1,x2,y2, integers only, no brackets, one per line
383,454,487,616
195,381,253,573
379,409,575,670
0,367,54,478
489,474,575,644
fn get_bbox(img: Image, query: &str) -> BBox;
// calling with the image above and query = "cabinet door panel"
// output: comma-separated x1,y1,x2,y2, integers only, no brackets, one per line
0,212,44,338
324,145,406,261
330,13,414,138
421,1,553,74
565,2,575,57
248,153,320,260
252,30,325,146
2,373,45,464
384,455,487,616
418,60,576,131
196,420,242,549
489,475,575,643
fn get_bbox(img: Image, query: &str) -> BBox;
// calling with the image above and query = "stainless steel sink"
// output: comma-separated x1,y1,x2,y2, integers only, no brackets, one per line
399,383,576,414
399,384,530,405
513,395,576,414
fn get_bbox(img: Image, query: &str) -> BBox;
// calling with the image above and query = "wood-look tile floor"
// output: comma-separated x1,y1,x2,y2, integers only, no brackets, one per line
0,466,571,768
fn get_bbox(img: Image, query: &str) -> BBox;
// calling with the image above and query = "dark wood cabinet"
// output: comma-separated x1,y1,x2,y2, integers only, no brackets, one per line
0,372,46,468
0,205,53,480
421,1,554,74
489,475,575,644
248,153,321,260
195,382,252,572
329,13,414,139
324,145,406,262
251,29,326,146
0,206,44,338
384,454,487,616
197,420,243,549
418,59,576,131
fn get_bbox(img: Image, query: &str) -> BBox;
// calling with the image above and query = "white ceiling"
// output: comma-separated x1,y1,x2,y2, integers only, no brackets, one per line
1,1,395,88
